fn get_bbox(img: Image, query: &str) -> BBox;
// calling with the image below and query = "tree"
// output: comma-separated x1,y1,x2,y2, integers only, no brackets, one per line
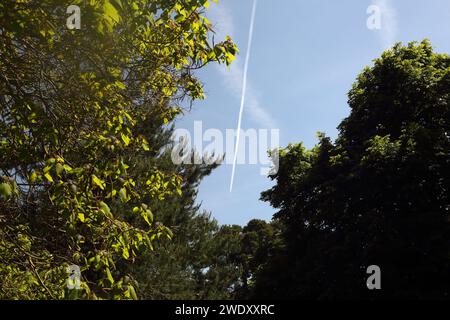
233,219,283,299
258,40,450,299
0,0,237,299
125,129,244,299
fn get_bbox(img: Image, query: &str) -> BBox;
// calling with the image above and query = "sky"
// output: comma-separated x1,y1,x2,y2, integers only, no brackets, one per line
176,0,450,226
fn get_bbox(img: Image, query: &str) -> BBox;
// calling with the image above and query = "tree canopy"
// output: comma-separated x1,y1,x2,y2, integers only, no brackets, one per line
2,0,449,301
255,40,450,299
0,0,237,299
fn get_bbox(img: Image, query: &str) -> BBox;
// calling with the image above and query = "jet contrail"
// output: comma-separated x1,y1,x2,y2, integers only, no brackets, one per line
229,0,258,192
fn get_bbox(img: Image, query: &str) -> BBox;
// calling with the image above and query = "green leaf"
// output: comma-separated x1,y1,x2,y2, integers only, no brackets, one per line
141,209,152,226
55,163,64,176
121,133,131,146
122,247,130,260
44,173,54,183
128,285,138,300
0,183,12,198
106,267,114,284
118,188,127,202
92,175,106,190
29,172,38,183
115,81,126,90
99,201,112,218
144,236,153,251
142,141,150,151
104,1,120,23
78,213,85,223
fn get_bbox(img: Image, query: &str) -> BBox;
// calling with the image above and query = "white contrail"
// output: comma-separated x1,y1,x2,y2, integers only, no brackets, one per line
229,0,258,192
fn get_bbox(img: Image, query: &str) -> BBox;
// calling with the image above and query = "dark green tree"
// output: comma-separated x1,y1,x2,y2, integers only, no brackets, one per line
234,219,283,299
258,40,450,299
121,125,243,299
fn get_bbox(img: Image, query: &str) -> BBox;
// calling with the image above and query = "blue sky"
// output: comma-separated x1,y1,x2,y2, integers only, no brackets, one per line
176,0,450,226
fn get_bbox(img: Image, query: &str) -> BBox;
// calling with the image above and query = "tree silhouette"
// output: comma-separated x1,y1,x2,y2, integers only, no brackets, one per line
257,40,450,299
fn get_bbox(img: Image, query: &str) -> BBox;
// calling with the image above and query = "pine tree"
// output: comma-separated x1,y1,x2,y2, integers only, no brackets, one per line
126,125,243,299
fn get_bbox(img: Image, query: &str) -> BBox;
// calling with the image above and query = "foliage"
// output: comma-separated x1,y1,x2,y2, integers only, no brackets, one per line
0,0,237,299
257,40,450,299
121,126,243,299
234,219,284,299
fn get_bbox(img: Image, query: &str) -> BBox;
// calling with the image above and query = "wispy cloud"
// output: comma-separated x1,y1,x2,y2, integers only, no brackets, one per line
374,0,399,49
207,1,277,129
